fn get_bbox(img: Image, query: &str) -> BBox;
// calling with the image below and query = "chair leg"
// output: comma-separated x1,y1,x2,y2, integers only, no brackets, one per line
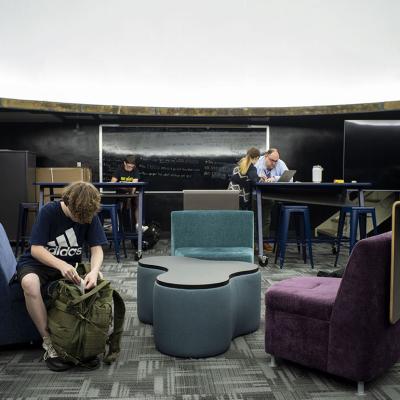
358,211,367,241
304,209,314,269
350,209,359,253
269,355,277,367
110,209,120,263
294,214,301,254
278,211,290,269
334,209,346,267
356,381,365,396
117,209,127,258
298,214,306,263
371,210,378,236
274,208,283,265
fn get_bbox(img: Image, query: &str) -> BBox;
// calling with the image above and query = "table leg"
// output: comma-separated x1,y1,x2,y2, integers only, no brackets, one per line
257,188,264,259
358,189,365,206
359,214,367,240
358,189,367,239
137,188,143,258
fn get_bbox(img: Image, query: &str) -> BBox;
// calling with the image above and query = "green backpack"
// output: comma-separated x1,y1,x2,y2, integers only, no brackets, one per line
47,263,125,366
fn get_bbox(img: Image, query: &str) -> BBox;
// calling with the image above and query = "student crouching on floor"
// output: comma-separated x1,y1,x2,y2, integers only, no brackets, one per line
16,181,108,371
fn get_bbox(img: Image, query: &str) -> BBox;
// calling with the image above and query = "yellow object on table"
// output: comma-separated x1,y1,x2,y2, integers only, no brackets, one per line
333,179,344,183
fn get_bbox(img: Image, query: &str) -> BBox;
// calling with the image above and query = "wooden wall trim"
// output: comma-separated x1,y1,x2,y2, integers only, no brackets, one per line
1,97,400,117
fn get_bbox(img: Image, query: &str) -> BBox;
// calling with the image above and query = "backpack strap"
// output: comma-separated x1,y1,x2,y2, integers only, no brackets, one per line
103,290,126,364
51,280,110,318
68,280,110,307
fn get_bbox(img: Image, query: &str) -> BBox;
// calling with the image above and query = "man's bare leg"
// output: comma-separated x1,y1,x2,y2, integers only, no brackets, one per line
21,273,74,370
21,273,48,337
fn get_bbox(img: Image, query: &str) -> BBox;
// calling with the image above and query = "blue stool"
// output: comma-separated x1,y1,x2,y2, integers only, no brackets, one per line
334,206,377,267
99,204,126,262
272,202,301,255
274,205,314,269
15,202,39,257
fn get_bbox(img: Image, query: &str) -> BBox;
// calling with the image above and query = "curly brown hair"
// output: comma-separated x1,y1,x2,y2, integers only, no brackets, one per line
61,181,101,224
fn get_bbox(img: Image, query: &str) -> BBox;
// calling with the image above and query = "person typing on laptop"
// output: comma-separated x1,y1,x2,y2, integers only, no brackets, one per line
256,148,289,182
255,148,289,252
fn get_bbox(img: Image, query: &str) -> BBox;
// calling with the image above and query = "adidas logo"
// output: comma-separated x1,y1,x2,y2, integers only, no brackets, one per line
46,228,82,257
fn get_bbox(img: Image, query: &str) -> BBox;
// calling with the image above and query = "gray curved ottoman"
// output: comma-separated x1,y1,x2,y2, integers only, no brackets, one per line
137,256,261,358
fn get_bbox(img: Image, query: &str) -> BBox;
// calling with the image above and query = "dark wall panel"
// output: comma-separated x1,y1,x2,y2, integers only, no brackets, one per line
270,125,344,183
0,121,344,231
0,124,100,180
269,125,344,228
344,120,400,189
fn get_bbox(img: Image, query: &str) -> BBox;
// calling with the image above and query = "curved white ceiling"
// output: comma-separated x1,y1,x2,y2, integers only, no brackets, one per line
1,0,399,108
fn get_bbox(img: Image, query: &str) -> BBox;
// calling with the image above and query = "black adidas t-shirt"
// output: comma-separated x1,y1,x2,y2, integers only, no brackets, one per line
112,166,139,183
17,201,107,269
112,166,140,193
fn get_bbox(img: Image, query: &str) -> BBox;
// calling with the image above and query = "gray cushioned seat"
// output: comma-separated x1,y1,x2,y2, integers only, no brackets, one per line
137,256,261,357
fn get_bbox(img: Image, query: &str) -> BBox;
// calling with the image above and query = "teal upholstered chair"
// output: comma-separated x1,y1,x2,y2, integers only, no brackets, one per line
171,210,254,263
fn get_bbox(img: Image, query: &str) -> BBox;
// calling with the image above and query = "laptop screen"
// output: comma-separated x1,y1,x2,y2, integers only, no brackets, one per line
277,170,296,182
183,190,239,210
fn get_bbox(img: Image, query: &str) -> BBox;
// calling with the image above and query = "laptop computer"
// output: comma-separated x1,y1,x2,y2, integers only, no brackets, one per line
277,170,296,182
183,190,239,210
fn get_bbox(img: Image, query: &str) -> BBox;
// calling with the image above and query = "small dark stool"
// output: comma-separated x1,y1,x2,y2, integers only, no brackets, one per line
334,206,377,267
15,202,39,257
274,205,314,269
272,202,301,254
99,204,127,263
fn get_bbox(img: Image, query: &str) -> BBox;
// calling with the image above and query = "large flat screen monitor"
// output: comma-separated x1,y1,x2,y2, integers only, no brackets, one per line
344,120,400,190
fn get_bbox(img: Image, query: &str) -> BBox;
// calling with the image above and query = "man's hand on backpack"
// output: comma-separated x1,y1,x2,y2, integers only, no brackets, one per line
60,263,81,284
84,270,98,290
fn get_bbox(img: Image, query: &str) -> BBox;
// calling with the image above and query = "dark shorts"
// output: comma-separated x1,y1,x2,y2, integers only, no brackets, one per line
17,265,63,286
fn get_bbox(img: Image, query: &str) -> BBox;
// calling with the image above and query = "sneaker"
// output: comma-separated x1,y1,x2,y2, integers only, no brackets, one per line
42,336,74,372
42,336,58,358
136,223,149,233
82,356,100,370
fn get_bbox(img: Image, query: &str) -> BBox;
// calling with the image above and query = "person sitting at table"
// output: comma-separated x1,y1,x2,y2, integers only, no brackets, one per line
228,147,261,210
255,148,289,252
17,181,108,371
111,154,148,232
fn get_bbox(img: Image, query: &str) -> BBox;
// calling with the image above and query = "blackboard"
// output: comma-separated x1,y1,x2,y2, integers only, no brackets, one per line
101,126,267,190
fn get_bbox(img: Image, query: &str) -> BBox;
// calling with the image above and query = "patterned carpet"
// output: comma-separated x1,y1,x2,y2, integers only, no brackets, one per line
1,240,400,400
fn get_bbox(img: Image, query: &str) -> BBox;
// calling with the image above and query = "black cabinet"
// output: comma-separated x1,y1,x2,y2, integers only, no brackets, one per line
0,150,36,241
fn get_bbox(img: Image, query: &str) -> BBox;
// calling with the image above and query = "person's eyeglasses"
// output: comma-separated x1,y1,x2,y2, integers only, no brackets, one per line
268,156,279,163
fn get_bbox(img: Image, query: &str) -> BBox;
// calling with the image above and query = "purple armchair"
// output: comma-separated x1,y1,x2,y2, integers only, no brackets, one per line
265,232,400,394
